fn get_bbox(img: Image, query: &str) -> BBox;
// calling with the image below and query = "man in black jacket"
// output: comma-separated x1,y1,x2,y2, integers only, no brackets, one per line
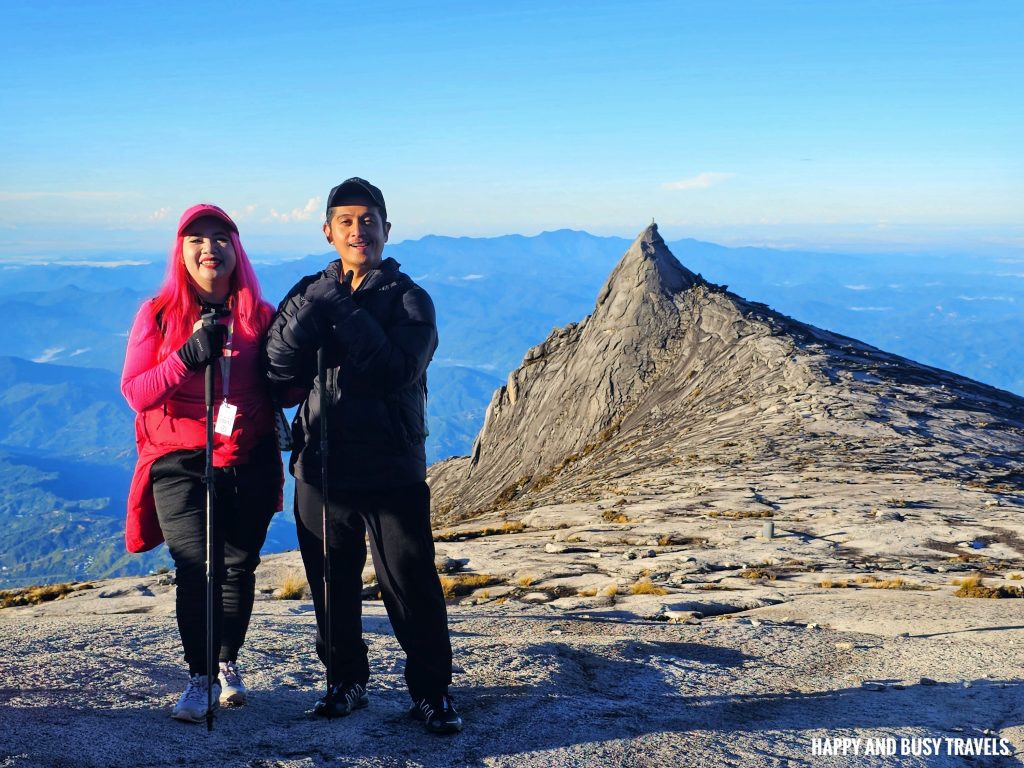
265,178,461,734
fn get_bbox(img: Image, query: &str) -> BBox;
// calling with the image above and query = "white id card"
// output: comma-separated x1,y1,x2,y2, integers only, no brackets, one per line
214,401,237,436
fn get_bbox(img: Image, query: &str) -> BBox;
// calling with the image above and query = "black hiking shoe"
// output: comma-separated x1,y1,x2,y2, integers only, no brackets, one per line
409,693,463,734
313,681,368,718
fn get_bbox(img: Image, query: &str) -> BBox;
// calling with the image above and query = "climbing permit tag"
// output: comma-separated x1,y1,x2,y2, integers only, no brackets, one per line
214,401,237,436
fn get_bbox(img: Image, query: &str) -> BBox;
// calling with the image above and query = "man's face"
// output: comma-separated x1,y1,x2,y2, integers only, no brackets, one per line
322,205,390,278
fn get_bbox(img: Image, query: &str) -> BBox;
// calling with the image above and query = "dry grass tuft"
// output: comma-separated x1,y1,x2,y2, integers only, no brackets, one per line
516,575,536,588
883,497,908,507
1009,573,1024,581
953,552,987,563
0,582,80,609
818,578,850,589
951,573,981,588
502,520,525,533
853,575,925,591
439,573,498,599
707,510,774,519
275,571,307,600
869,578,909,590
738,568,776,581
953,573,1022,598
630,578,668,596
601,510,630,524
577,587,598,597
598,582,619,597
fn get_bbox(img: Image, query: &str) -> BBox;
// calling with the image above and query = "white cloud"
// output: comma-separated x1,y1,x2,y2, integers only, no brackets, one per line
32,347,64,363
660,172,735,191
269,197,322,223
150,207,171,221
956,295,1015,302
230,204,260,221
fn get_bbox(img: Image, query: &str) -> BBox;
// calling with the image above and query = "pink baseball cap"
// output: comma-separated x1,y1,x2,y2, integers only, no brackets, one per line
176,203,239,236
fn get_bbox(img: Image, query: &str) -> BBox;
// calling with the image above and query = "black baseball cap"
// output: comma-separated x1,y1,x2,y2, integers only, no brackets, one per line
326,177,387,221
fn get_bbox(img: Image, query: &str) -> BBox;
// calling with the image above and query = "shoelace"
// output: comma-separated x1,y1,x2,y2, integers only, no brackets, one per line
219,663,242,687
343,683,365,709
183,675,210,703
417,699,436,720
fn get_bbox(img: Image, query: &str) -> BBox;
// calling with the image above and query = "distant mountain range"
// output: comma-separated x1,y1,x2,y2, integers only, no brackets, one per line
3,231,1021,392
1,229,1021,587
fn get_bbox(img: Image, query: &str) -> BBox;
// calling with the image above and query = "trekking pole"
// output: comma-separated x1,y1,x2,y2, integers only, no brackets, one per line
318,345,334,719
202,309,219,733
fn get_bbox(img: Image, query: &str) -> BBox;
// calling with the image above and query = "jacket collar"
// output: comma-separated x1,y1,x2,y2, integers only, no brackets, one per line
323,257,402,292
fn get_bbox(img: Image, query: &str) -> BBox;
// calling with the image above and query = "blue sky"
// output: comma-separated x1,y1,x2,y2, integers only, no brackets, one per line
1,0,1021,258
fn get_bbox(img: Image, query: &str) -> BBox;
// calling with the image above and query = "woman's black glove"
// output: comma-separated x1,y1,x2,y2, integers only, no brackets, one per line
177,323,228,371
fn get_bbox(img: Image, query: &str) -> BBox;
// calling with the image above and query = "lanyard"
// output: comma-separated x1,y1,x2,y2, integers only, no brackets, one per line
219,318,234,402
212,317,238,438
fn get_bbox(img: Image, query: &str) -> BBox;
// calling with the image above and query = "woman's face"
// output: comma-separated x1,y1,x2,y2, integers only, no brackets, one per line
181,216,237,301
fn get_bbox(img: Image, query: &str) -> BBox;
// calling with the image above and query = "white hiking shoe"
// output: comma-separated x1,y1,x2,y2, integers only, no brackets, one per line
218,661,248,706
171,674,221,723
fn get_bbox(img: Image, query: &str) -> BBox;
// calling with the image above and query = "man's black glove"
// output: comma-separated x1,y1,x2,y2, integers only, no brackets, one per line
304,270,354,316
177,323,228,371
282,302,325,348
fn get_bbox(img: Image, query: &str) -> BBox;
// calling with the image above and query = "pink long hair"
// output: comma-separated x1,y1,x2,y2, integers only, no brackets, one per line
151,230,273,359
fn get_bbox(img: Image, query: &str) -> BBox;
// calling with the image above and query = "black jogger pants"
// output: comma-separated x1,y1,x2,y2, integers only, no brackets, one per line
293,479,453,701
152,441,278,674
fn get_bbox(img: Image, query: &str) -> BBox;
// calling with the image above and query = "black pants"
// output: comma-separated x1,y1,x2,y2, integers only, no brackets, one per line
152,442,278,674
294,479,453,701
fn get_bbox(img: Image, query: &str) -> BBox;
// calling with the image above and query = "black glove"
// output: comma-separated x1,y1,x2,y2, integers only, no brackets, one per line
177,323,228,371
282,302,325,348
304,270,354,315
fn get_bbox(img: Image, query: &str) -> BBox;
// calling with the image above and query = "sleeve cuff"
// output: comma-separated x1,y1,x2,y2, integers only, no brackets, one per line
166,348,191,379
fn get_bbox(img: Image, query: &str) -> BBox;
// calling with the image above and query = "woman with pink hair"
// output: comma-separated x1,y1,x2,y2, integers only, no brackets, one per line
121,204,282,723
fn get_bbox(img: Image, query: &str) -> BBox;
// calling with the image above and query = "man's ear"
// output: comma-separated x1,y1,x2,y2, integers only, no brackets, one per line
323,221,333,244
383,221,391,243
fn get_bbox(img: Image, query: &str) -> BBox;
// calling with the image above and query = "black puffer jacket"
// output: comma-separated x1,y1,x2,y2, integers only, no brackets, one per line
265,257,437,489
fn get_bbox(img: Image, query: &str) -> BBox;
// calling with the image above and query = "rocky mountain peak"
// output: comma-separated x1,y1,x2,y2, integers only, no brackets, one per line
444,224,712,506
591,222,701,321
429,225,1024,523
